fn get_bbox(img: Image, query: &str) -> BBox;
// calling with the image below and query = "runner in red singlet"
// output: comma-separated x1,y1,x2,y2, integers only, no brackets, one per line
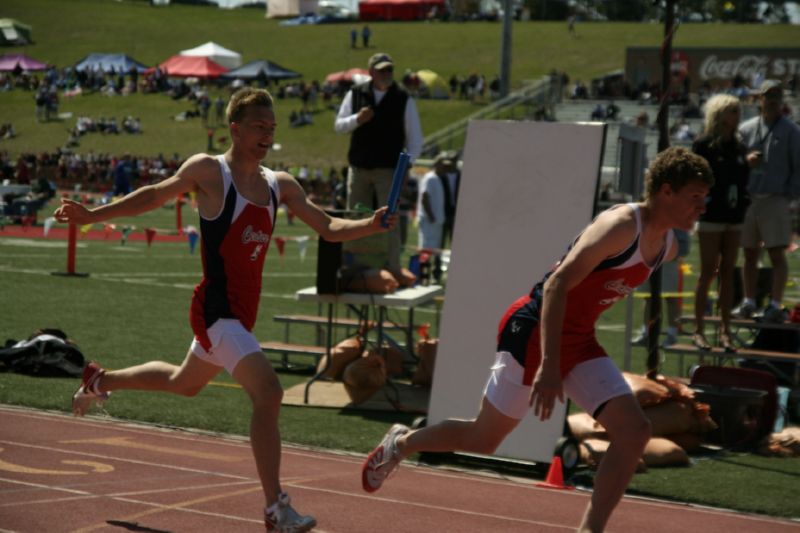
55,88,396,533
362,147,713,533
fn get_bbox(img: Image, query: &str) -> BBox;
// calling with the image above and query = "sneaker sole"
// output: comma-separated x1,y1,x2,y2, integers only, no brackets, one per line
72,387,99,417
361,444,386,493
264,517,317,532
361,424,409,493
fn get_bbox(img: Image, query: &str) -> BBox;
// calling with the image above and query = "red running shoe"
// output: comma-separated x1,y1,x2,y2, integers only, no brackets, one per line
72,362,110,416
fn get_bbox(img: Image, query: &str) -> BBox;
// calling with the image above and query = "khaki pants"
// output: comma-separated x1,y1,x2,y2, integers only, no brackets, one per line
347,166,401,272
741,195,791,249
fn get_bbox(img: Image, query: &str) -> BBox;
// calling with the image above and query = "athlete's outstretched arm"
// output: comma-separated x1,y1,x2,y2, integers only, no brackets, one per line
54,155,214,225
532,209,637,421
276,172,396,242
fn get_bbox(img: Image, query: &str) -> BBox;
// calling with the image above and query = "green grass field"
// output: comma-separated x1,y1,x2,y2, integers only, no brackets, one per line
1,199,799,518
1,0,799,520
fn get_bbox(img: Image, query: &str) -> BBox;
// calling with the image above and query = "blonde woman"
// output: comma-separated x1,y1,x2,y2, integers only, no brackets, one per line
691,94,750,352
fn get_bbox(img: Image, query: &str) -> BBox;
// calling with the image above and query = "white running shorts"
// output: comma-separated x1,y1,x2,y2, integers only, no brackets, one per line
190,319,262,375
483,352,632,419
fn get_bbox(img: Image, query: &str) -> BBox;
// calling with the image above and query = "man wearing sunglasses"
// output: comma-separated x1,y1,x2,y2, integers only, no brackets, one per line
335,53,423,286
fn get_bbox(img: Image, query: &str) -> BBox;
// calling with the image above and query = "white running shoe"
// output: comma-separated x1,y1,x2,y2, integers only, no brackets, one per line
264,492,316,533
72,362,110,417
362,423,409,493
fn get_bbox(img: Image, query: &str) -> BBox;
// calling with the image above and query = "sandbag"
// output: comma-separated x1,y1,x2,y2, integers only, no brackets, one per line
643,400,695,436
642,437,690,467
343,353,387,405
688,401,718,434
567,413,607,441
376,345,404,378
758,427,800,457
411,338,438,387
579,439,646,472
316,337,363,380
664,432,705,454
643,398,718,436
654,374,695,401
623,372,670,407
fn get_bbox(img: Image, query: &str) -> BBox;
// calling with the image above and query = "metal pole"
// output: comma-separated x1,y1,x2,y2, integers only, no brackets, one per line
499,0,512,98
647,0,677,377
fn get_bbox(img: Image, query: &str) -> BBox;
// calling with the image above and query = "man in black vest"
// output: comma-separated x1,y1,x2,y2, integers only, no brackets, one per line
335,53,423,284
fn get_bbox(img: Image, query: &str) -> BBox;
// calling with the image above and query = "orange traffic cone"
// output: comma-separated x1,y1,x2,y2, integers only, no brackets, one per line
536,456,574,490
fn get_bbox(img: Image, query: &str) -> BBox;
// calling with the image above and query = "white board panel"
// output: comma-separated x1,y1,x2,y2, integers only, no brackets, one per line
428,120,606,463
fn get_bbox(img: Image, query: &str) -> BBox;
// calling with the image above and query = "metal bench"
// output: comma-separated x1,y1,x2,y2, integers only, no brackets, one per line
661,343,800,385
273,313,407,346
259,341,327,371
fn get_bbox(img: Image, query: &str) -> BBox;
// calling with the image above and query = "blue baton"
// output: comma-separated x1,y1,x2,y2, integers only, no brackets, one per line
382,152,410,228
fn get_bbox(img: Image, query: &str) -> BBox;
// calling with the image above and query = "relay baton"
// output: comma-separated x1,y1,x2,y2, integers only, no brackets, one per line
382,152,410,228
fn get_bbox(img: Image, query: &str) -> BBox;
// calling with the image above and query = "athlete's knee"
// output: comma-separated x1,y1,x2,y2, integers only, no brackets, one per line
170,375,206,397
463,420,505,454
469,434,504,455
248,379,284,409
613,416,651,450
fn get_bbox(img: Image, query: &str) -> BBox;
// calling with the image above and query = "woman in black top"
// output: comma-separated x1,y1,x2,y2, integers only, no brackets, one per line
691,94,750,352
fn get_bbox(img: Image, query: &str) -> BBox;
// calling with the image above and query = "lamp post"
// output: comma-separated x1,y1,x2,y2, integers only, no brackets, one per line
647,0,678,377
499,0,513,98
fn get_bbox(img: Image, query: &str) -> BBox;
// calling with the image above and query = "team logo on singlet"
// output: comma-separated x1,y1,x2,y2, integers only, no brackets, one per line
250,244,264,261
599,278,634,306
242,225,270,244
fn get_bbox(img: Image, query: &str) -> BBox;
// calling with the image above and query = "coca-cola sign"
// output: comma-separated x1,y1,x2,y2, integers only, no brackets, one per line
626,47,800,91
699,55,770,80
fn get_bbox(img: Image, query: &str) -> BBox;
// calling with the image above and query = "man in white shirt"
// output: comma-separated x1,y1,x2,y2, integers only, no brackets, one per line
416,153,449,250
335,52,423,283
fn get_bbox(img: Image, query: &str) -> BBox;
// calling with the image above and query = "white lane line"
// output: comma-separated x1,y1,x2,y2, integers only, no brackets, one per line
0,440,253,482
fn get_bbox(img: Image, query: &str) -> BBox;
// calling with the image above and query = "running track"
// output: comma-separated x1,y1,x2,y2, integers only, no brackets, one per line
0,406,796,533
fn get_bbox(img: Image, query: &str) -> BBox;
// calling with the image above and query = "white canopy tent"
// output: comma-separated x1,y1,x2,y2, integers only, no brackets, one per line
179,42,242,70
267,0,319,17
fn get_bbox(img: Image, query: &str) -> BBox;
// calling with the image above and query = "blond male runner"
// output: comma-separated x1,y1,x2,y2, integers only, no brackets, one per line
55,88,396,533
362,147,713,532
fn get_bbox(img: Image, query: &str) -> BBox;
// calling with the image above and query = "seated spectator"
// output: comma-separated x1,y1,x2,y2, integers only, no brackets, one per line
605,101,620,121
635,110,649,128
590,103,605,121
572,80,588,99
122,116,142,134
31,175,56,201
0,123,16,140
670,119,695,141
682,99,702,119
290,110,313,128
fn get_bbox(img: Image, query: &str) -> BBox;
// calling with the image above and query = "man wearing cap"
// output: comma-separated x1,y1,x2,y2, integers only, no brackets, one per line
734,79,800,322
335,52,424,284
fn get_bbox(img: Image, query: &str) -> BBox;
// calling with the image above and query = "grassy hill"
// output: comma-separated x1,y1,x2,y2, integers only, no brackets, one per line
1,0,799,167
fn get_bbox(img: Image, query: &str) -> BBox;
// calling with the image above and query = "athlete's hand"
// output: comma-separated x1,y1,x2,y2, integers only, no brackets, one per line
529,363,564,421
372,206,397,231
54,198,94,225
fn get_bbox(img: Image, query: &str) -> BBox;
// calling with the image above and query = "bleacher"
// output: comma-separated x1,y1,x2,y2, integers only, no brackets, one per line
554,100,702,169
553,96,799,174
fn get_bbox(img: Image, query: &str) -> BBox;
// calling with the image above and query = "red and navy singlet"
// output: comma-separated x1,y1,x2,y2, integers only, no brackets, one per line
496,204,674,385
190,156,280,351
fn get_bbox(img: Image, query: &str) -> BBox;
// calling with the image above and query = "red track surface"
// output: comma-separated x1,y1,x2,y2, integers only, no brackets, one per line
0,406,796,533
